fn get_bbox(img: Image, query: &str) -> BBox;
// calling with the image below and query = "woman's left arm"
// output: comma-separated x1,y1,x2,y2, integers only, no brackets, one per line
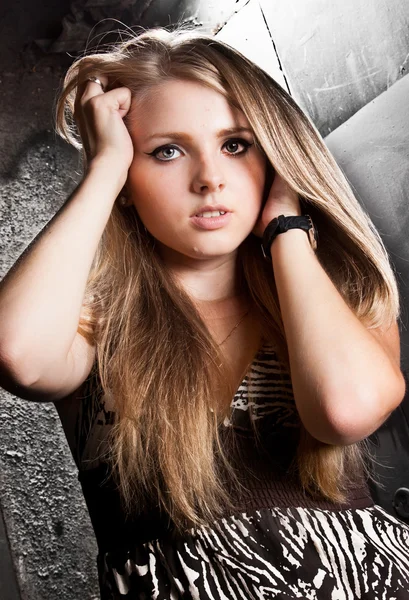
257,175,406,446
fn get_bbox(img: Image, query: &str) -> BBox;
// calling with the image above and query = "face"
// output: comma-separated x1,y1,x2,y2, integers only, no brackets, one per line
125,78,267,264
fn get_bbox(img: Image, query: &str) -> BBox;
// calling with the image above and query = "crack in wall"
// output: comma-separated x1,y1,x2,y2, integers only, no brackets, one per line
258,1,291,95
211,0,253,35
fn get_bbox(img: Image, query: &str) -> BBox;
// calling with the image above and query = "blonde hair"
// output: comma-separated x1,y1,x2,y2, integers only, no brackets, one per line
55,27,399,531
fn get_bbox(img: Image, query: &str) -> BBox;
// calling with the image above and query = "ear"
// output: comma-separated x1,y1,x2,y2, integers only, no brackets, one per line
117,186,132,207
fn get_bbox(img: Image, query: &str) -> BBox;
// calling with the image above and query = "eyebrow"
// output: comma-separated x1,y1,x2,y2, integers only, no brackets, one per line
145,127,254,142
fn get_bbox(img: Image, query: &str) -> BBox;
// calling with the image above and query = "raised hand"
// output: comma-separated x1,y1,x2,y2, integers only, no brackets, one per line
253,172,302,238
74,74,134,189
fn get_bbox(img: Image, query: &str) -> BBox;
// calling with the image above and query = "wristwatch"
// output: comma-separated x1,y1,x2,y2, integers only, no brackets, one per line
261,214,318,259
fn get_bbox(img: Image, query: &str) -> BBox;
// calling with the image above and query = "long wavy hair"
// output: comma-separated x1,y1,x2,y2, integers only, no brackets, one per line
55,27,399,532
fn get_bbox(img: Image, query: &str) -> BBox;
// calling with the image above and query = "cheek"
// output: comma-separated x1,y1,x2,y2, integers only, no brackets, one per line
128,162,182,200
244,159,267,207
127,166,160,208
126,169,155,222
127,166,184,228
128,162,155,195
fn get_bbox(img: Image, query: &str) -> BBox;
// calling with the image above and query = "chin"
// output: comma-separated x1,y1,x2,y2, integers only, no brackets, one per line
188,242,240,259
157,231,251,262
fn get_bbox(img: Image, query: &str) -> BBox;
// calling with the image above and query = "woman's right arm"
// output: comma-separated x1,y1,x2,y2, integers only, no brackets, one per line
0,77,133,401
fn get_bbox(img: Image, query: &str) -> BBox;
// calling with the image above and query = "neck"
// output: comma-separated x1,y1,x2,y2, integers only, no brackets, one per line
159,244,241,302
192,293,248,320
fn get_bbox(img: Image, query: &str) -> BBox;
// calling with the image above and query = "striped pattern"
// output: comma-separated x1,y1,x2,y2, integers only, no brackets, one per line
80,343,409,598
98,505,409,598
223,344,300,433
76,344,299,469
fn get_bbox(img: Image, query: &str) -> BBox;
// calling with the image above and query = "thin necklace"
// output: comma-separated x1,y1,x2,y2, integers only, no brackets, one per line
218,310,249,346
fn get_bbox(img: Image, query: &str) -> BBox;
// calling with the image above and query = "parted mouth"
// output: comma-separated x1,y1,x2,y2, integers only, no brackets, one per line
191,205,231,217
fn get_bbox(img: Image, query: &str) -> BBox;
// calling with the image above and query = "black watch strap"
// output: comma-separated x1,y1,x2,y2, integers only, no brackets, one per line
261,214,317,259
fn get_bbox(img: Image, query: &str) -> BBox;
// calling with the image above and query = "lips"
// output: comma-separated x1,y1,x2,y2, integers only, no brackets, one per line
190,211,232,230
191,204,231,217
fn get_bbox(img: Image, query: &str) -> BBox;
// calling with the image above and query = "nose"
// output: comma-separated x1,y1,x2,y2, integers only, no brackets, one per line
192,155,225,194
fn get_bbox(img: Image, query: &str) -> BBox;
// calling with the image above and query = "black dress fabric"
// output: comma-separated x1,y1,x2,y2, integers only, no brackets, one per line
75,344,409,599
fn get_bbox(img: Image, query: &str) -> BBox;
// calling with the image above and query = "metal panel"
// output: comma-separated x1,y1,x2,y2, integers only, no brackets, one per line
260,0,409,135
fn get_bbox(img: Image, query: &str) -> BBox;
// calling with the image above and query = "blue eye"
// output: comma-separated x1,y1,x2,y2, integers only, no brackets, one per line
149,145,182,161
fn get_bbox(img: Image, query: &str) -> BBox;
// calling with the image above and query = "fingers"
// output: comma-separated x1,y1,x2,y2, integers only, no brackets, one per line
110,86,133,118
74,73,108,116
75,74,132,118
70,69,134,171
81,74,109,103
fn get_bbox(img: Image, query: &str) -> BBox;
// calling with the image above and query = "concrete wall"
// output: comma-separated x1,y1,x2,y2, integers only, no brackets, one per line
0,62,99,599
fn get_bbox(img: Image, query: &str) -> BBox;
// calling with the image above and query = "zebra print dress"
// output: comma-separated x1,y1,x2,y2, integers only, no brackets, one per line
75,344,409,599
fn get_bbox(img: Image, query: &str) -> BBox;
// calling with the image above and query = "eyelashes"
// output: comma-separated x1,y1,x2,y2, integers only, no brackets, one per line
146,138,253,162
148,145,181,161
223,139,252,155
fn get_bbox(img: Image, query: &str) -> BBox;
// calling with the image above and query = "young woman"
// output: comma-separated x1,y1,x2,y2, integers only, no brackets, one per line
0,27,408,599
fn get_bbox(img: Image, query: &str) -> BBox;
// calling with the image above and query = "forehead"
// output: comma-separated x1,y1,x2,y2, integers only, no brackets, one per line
127,79,249,139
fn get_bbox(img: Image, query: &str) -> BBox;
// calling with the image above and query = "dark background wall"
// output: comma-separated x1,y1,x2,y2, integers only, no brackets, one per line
1,1,408,598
